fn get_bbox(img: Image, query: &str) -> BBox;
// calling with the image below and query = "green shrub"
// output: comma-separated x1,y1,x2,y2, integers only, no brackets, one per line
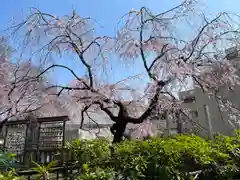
110,135,231,179
0,169,24,180
67,134,240,179
76,164,115,180
66,138,111,167
0,151,17,170
2,133,240,179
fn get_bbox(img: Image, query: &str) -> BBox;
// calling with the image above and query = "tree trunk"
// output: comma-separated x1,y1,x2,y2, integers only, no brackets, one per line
112,120,127,143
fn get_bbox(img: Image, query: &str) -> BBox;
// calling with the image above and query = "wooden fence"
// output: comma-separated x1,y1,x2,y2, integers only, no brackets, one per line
17,163,81,180
12,165,240,180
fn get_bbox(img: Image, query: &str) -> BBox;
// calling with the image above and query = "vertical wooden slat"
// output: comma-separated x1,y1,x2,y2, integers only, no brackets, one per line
49,151,52,162
44,151,47,164
3,124,8,150
61,121,66,164
56,170,59,180
203,104,214,140
36,122,41,163
23,123,29,165
176,110,183,134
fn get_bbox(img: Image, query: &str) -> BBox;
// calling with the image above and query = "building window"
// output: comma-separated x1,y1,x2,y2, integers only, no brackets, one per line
190,110,198,118
183,96,196,103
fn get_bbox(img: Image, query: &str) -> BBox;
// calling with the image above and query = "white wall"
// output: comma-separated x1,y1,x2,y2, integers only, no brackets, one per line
179,88,236,138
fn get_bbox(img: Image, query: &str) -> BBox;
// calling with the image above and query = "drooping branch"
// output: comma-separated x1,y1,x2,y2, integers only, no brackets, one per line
37,64,91,90
139,7,156,81
184,13,224,62
46,85,89,96
142,0,193,24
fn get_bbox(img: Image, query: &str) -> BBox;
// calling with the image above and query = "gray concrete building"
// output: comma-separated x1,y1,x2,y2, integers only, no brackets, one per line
179,47,240,138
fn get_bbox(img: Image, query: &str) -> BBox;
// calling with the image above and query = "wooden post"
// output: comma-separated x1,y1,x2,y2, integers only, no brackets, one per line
23,123,29,165
36,122,41,163
176,111,183,134
3,125,8,150
165,113,171,137
203,105,214,140
61,120,66,165
62,120,66,147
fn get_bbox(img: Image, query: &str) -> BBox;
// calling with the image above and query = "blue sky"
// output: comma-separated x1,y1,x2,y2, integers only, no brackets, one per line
1,0,240,89
1,0,240,33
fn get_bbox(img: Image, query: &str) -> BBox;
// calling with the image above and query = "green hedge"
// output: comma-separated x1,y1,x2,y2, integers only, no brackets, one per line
68,132,240,180
1,132,240,179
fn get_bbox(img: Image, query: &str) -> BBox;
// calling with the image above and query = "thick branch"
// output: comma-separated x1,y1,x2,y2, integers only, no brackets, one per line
94,101,118,122
70,42,94,88
37,64,91,89
112,100,129,117
139,8,156,81
148,43,169,71
80,100,118,128
80,104,91,128
46,85,89,96
129,79,171,124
